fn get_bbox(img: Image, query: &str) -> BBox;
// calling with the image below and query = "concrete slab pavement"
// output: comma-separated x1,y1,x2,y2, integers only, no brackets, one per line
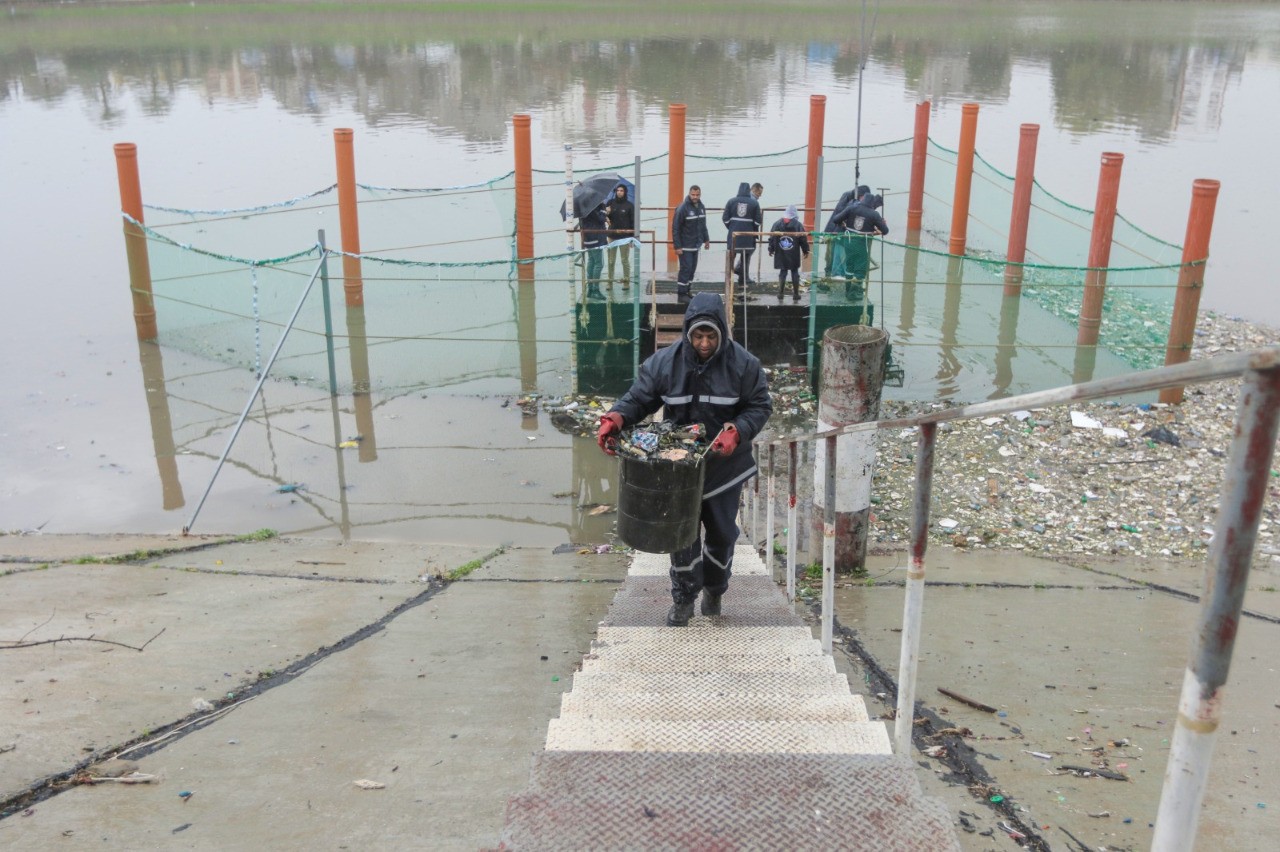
0,543,626,849
825,549,1280,850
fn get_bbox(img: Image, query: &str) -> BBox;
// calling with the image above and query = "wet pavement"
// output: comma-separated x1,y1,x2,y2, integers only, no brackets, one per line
3,533,1277,848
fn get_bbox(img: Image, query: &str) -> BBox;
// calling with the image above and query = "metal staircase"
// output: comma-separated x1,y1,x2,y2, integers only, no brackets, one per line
498,546,960,850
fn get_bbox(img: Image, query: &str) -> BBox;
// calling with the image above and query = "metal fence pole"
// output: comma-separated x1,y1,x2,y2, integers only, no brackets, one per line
1152,363,1280,849
318,230,338,397
765,444,776,572
752,447,760,545
787,440,798,604
895,421,937,755
821,434,837,653
183,247,328,534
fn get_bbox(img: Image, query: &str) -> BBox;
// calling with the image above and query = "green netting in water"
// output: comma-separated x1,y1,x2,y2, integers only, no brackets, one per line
131,135,1190,403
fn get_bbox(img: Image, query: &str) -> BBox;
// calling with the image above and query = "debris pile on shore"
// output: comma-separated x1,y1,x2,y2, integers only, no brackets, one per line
516,312,1276,562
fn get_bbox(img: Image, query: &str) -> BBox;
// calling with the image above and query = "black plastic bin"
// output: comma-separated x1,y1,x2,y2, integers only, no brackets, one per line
616,455,706,553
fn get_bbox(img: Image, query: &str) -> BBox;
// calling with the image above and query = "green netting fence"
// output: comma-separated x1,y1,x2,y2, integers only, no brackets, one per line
129,134,1188,402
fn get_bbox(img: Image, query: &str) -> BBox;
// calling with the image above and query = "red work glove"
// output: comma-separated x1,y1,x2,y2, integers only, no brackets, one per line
709,423,740,456
596,412,624,455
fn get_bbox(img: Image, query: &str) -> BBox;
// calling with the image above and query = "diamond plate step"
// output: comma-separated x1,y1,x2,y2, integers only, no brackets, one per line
628,548,769,576
579,652,837,674
521,751,920,799
558,691,870,722
590,637,824,657
502,789,959,851
567,671,853,695
601,609,804,627
595,624,815,643
544,718,892,754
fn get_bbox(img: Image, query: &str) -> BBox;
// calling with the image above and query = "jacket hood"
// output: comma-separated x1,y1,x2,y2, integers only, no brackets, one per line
683,292,729,358
736,182,752,197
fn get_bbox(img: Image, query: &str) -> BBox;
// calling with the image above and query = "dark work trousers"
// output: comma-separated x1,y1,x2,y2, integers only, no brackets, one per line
677,248,700,284
668,478,747,604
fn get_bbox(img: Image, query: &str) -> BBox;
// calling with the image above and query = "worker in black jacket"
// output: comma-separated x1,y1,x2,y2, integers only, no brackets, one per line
767,204,810,299
723,181,763,288
604,184,635,288
671,185,711,302
828,193,889,296
822,184,869,278
597,293,773,626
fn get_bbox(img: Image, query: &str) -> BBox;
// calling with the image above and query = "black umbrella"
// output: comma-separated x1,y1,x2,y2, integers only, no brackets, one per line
559,172,635,221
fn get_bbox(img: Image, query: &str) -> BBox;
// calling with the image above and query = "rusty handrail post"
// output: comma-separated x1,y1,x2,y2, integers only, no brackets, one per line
765,444,776,572
787,440,798,604
895,421,936,755
1152,361,1280,849
821,434,837,653
752,447,761,545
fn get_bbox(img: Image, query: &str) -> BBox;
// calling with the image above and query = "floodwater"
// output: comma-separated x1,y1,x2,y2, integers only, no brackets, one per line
2,1,1279,540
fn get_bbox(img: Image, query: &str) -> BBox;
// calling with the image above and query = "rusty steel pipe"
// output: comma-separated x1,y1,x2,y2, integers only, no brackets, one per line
1152,365,1280,849
787,440,798,604
894,420,937,755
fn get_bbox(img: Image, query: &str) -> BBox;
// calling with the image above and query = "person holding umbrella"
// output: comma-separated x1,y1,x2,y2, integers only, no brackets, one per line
580,200,608,299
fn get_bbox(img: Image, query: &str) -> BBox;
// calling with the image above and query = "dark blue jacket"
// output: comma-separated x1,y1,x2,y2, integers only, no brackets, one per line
580,204,608,249
829,195,890,236
722,182,763,251
823,185,870,232
671,194,710,250
610,292,772,497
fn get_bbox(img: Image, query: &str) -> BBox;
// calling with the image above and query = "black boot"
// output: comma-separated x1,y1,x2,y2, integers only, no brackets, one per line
666,600,695,627
700,591,722,616
778,277,786,300
792,282,801,300
676,284,692,303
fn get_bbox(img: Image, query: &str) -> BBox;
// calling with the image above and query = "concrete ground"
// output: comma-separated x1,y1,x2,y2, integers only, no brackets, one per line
0,535,627,849
2,534,1276,849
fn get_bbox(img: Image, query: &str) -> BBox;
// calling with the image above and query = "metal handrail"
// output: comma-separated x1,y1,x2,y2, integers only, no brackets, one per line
182,244,332,534
757,345,1280,850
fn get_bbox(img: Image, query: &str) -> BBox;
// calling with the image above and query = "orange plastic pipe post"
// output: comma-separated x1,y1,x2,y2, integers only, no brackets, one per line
667,104,687,264
513,114,535,262
906,101,930,232
114,143,157,341
333,128,364,307
803,95,826,232
947,103,979,256
1160,179,1221,404
1004,123,1040,296
1076,152,1124,348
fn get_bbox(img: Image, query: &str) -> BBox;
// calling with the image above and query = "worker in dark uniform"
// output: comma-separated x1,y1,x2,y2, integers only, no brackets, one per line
597,293,773,626
671,185,711,302
767,204,809,300
828,192,889,299
822,184,869,280
723,181,763,289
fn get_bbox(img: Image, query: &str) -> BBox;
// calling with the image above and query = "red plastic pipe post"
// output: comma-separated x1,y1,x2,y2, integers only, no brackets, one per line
804,95,827,232
1160,179,1221,404
513,114,534,262
947,103,979,255
667,104,687,264
333,128,364,307
1004,123,1040,296
906,101,930,233
114,142,157,340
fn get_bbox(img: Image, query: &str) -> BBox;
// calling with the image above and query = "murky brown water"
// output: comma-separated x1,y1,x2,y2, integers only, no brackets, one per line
2,1,1278,538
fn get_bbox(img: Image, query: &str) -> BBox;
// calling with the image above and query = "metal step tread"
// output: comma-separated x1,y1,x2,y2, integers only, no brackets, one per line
567,671,852,695
558,691,870,723
591,634,822,655
545,717,892,754
628,547,769,576
579,653,837,675
501,788,959,851
595,624,815,643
